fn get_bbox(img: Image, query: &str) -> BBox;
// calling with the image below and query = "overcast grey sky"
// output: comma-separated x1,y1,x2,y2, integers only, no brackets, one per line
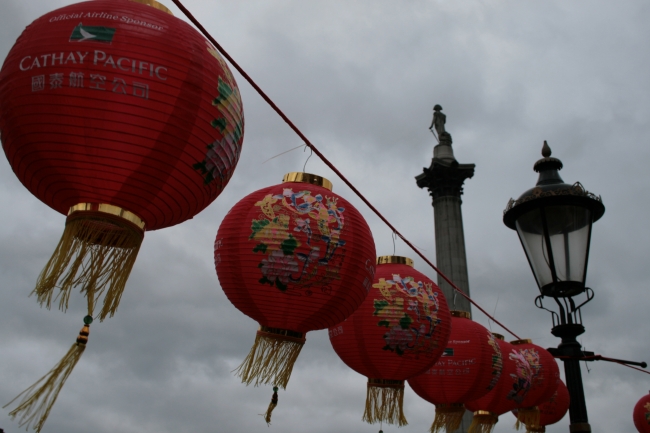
2,1,650,432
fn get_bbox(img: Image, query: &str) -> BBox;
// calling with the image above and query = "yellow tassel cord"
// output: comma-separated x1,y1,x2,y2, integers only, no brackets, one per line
468,411,499,433
3,320,92,433
234,327,305,389
527,426,545,433
261,386,279,425
34,209,144,321
362,379,408,427
514,406,540,431
430,403,465,433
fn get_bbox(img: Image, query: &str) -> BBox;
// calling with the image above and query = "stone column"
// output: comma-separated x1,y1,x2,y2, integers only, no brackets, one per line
415,142,474,312
415,133,475,433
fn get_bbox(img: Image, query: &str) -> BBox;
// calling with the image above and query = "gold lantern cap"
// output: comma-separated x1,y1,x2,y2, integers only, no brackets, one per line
129,0,173,15
283,172,333,191
492,333,505,340
450,310,471,319
510,339,533,345
377,256,414,267
69,203,146,230
473,410,497,417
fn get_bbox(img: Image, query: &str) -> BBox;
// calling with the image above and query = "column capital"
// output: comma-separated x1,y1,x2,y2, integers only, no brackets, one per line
416,158,475,202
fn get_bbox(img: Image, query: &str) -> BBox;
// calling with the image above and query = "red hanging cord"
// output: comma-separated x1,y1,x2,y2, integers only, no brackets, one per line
169,0,521,338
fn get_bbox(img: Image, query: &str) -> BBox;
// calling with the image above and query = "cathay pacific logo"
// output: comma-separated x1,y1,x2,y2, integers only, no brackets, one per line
69,23,116,43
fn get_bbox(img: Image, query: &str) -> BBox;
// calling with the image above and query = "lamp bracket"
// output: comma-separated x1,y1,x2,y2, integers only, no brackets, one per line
534,288,595,327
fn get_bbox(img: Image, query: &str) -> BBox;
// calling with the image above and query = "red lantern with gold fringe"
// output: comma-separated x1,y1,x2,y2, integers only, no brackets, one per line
0,1,243,431
215,172,376,416
408,311,503,433
634,392,650,433
329,256,452,427
514,380,570,432
509,339,561,430
0,0,244,317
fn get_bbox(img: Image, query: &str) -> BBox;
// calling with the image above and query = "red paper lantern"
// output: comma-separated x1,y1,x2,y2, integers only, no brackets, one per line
514,380,569,432
509,339,561,430
465,335,520,432
329,256,452,426
0,0,244,320
215,172,376,394
1,2,243,431
634,392,650,433
408,311,503,433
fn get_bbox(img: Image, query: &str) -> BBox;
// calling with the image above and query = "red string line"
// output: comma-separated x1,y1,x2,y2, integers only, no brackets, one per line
170,0,521,339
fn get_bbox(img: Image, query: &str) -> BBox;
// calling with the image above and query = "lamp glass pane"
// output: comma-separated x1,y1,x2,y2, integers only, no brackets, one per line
516,208,552,288
543,205,592,285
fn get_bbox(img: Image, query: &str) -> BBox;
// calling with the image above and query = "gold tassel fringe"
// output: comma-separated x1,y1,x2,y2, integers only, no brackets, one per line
34,212,144,321
261,386,279,425
234,327,305,389
468,411,498,433
514,406,540,431
430,403,465,433
3,324,90,433
362,379,408,426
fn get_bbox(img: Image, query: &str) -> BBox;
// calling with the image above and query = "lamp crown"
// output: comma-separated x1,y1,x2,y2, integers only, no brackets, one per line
534,141,563,175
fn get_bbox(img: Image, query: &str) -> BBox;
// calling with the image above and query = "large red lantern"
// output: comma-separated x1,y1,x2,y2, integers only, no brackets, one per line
215,172,376,418
465,335,520,433
509,339,560,430
0,0,243,320
634,392,650,433
408,311,503,433
514,380,570,432
329,256,451,427
1,1,243,431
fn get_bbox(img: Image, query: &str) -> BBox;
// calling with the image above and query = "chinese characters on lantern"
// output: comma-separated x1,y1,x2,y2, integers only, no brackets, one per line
32,72,149,98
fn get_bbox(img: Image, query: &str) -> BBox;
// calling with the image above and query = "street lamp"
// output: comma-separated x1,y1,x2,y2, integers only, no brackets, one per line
503,142,645,432
503,141,604,299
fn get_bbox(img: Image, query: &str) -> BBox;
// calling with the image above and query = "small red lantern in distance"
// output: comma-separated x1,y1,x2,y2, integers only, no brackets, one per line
634,392,650,433
509,339,560,430
465,335,521,432
0,0,244,320
408,311,503,433
215,172,376,392
329,256,452,427
515,380,570,433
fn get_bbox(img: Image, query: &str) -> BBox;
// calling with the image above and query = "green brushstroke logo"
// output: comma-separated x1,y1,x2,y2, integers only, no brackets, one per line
70,23,116,43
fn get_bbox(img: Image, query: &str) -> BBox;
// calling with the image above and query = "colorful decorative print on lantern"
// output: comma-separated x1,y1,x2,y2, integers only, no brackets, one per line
645,403,650,424
194,77,244,186
372,275,441,356
247,188,346,293
487,332,503,390
507,347,541,404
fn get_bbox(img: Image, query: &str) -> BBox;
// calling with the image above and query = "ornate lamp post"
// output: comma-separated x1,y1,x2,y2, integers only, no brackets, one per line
503,142,645,432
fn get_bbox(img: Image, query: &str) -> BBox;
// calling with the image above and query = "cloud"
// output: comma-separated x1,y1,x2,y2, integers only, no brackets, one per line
2,0,649,432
